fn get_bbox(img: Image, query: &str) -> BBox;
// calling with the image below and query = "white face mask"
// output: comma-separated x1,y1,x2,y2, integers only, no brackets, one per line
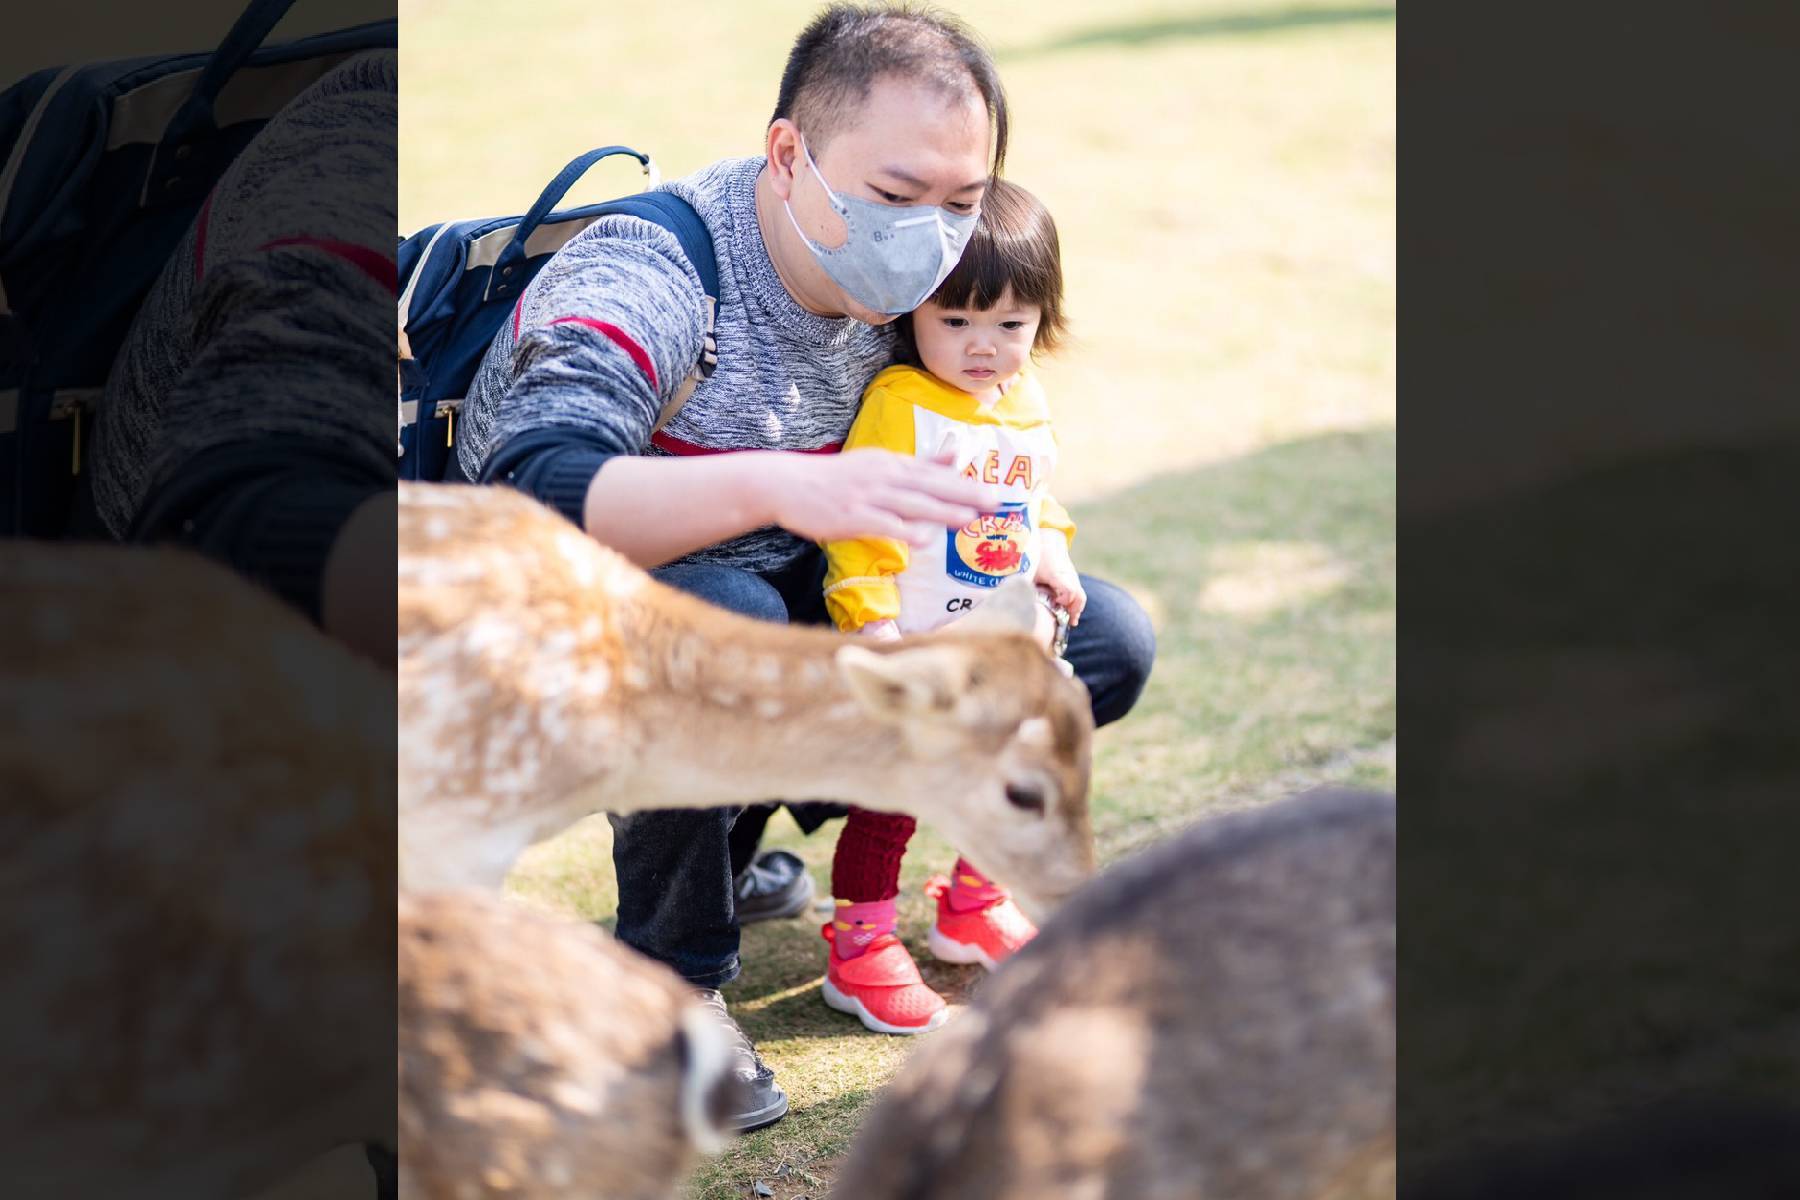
783,137,980,316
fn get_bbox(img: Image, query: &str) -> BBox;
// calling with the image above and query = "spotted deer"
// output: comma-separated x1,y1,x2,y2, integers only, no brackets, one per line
397,481,1096,914
834,787,1397,1200
398,889,741,1200
3,539,395,1197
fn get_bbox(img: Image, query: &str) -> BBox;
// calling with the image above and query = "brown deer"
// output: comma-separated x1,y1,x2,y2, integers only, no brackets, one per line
833,787,1397,1200
2,539,395,1197
398,889,741,1200
396,480,1096,916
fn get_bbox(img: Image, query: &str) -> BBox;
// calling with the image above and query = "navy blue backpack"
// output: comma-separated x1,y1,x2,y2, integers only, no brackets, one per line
0,0,395,537
396,146,719,483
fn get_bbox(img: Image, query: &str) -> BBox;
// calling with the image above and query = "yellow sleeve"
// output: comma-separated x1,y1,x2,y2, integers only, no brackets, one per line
1040,492,1077,547
822,385,915,632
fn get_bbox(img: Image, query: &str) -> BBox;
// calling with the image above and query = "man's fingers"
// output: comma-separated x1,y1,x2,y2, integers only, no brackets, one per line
896,458,1000,509
904,522,940,548
843,509,940,549
876,489,981,531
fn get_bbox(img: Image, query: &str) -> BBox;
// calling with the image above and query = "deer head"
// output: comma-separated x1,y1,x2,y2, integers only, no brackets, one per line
836,578,1096,917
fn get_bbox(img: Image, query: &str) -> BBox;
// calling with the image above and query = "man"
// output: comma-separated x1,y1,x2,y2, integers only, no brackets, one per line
460,4,1154,1132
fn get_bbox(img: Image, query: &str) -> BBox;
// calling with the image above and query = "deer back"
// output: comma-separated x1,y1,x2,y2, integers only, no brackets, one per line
834,788,1396,1200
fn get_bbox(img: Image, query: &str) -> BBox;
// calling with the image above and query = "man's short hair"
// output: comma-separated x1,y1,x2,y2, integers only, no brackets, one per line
771,3,1009,172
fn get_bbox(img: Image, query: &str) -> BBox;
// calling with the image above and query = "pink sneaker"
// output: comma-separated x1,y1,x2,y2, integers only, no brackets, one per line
820,924,948,1035
924,874,1037,971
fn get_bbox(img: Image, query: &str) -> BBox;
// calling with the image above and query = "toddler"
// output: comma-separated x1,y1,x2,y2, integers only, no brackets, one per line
819,178,1085,1034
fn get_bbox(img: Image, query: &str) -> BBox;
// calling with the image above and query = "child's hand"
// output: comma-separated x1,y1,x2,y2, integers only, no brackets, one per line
856,618,903,642
1033,533,1087,625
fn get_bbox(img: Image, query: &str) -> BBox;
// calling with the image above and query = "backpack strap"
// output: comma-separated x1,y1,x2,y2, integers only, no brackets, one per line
597,190,718,304
599,190,718,382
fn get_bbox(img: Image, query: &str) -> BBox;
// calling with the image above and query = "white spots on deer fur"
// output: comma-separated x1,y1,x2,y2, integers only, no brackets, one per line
621,663,649,690
711,647,749,681
578,660,613,698
541,628,578,661
397,554,489,586
463,612,522,658
1015,716,1053,749
753,656,783,686
579,615,604,641
755,697,785,721
667,636,702,690
960,1062,1001,1107
550,1080,602,1116
710,690,742,708
425,516,451,541
556,530,598,586
402,483,468,509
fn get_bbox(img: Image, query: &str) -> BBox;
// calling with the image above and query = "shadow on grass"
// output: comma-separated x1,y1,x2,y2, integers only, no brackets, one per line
1002,3,1395,60
1399,440,1800,1182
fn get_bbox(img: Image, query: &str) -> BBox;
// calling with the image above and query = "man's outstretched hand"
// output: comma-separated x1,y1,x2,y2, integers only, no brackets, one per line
768,447,999,548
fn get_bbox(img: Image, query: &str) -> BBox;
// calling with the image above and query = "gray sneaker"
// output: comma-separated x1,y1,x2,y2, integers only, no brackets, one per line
733,850,816,925
693,988,789,1133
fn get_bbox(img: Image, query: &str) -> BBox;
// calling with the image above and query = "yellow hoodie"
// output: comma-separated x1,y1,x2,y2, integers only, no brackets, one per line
822,364,1076,634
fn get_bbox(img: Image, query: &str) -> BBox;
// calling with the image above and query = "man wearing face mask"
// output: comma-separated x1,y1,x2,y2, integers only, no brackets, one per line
455,3,1156,1133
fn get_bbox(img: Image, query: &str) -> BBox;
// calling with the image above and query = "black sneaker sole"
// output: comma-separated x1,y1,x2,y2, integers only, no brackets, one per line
728,1089,790,1134
736,869,817,926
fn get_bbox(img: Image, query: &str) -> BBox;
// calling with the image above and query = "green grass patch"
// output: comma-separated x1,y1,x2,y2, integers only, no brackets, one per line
407,1,1395,1194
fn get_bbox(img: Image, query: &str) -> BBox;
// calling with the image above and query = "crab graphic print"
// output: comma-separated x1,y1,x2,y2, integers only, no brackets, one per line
949,502,1033,587
820,365,1078,636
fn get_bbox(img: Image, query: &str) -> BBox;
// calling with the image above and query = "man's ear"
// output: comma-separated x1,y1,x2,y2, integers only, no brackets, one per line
942,575,1039,638
836,644,969,722
765,118,802,200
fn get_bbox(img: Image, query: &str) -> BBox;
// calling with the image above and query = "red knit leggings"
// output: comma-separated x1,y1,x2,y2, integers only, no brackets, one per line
831,806,917,902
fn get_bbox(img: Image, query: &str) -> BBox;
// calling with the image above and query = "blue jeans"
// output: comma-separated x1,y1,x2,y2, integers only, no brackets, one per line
609,545,1156,986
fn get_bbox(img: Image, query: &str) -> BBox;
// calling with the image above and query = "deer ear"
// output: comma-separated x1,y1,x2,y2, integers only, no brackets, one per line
943,575,1039,638
836,644,967,721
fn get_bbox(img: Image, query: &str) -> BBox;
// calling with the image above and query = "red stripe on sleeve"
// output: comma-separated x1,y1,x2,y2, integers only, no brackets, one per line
547,316,658,391
651,431,843,457
194,189,216,283
257,236,399,294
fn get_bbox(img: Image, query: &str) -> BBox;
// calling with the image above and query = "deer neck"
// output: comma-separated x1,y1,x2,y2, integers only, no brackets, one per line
608,601,915,810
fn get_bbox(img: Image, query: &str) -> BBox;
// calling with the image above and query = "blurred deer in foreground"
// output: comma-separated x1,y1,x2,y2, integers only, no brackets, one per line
398,890,741,1200
2,541,395,1197
834,787,1397,1200
397,481,1096,915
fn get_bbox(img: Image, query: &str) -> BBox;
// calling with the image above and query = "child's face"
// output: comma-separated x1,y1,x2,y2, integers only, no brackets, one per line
912,290,1042,399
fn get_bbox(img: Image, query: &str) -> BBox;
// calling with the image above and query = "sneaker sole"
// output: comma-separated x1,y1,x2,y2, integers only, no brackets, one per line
736,871,817,925
726,1089,790,1135
821,976,948,1036
927,925,1000,972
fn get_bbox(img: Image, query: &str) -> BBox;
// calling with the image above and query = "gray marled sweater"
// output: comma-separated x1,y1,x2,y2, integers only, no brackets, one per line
460,155,900,572
88,49,396,621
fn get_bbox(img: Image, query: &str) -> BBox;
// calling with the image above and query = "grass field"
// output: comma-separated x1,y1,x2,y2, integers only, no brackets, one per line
399,2,1394,1195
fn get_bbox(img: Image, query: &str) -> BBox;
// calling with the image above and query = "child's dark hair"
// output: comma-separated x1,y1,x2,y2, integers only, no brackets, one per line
903,177,1067,358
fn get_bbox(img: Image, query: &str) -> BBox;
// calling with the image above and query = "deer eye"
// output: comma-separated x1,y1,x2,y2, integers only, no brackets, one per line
1004,782,1046,813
